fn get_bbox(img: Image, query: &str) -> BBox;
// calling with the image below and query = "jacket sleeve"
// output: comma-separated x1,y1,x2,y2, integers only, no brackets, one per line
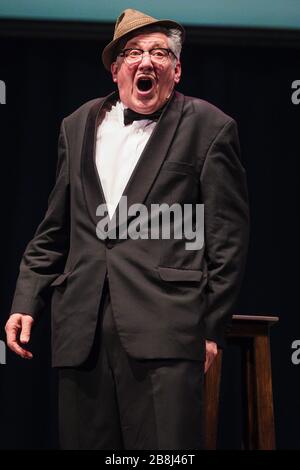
200,119,250,347
10,119,70,319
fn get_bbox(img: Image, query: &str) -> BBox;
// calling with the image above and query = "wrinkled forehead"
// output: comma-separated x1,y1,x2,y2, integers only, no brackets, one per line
121,32,169,51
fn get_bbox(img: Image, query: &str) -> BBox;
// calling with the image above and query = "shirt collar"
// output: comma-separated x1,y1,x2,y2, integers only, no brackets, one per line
116,100,156,129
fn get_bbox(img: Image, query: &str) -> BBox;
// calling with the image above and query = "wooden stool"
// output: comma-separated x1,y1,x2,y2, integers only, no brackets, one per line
203,315,279,450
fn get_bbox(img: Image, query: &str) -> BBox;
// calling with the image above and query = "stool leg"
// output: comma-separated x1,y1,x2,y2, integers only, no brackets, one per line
254,335,276,449
241,338,256,449
203,351,223,449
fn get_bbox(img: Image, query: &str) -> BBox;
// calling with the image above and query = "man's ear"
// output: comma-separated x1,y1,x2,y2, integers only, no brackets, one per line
111,62,118,83
174,61,181,85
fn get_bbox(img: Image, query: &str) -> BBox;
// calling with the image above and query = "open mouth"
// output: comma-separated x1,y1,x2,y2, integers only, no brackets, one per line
137,77,153,92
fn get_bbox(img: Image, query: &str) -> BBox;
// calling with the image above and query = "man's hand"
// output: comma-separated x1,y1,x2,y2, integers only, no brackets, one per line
5,313,34,359
204,340,218,373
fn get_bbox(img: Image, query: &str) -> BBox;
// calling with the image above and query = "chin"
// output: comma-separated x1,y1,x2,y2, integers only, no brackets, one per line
134,96,161,113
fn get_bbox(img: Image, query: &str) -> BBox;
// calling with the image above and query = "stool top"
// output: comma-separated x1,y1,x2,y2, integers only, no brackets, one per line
232,314,279,324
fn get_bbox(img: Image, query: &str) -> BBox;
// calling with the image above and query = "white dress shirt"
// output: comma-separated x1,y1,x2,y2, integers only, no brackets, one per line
95,101,156,219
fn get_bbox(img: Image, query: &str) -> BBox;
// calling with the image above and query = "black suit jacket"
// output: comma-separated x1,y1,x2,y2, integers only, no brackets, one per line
11,91,249,367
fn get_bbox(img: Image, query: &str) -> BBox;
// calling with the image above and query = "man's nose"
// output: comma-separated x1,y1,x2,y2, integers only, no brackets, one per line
138,52,154,70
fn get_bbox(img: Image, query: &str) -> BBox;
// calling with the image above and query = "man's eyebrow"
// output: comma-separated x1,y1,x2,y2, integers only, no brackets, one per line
125,41,165,49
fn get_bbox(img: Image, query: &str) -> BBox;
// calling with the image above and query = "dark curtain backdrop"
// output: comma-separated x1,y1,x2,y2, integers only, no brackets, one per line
0,25,299,449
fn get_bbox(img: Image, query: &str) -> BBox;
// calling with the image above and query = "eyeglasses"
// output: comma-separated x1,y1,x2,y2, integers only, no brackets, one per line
118,48,177,65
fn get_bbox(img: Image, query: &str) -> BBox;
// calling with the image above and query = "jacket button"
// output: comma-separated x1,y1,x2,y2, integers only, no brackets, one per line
105,240,114,249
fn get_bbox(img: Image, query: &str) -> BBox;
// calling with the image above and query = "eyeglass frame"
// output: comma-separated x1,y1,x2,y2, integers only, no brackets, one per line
118,47,177,64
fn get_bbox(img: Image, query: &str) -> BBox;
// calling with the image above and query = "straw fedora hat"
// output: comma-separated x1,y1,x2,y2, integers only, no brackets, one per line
102,8,185,71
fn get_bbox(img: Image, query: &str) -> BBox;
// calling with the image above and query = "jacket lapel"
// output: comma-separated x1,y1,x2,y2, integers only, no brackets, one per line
119,91,184,211
81,91,117,230
112,91,185,237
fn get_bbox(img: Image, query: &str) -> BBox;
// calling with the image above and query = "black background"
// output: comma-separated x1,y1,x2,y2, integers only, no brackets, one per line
0,20,299,449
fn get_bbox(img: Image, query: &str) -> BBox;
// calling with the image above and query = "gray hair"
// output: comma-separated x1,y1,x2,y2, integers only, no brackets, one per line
116,25,183,62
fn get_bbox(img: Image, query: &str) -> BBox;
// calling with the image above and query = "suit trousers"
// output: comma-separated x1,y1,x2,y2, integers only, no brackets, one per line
58,278,205,450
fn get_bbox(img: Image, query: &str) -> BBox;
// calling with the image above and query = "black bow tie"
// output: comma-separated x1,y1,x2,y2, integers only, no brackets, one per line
123,107,163,126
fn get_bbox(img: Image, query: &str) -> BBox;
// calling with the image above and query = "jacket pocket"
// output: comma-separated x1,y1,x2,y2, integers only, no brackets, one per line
50,271,72,287
157,266,203,282
161,161,197,179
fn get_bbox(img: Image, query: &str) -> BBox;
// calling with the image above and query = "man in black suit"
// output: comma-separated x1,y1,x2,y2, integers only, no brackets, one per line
5,9,249,449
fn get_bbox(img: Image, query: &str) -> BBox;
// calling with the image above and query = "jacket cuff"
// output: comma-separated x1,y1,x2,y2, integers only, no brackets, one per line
10,294,44,320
